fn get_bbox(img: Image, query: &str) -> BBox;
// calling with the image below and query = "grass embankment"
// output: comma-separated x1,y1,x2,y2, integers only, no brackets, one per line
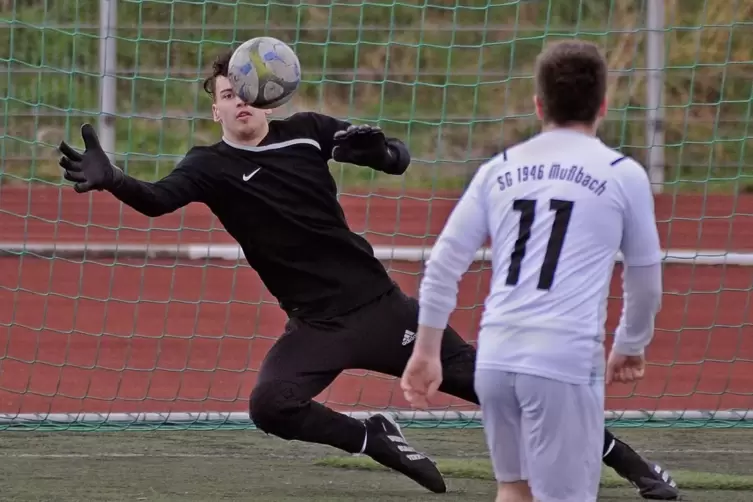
3,0,753,192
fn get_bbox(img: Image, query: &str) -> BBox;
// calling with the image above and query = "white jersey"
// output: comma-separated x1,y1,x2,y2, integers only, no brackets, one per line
418,129,663,385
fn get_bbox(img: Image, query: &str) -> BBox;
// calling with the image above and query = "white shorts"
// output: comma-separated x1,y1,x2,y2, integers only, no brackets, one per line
474,369,604,502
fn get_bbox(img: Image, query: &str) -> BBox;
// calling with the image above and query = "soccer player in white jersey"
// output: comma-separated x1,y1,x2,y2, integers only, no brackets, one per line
401,40,664,502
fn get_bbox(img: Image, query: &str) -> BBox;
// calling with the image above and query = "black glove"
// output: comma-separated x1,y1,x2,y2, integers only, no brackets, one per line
332,124,392,167
59,123,123,193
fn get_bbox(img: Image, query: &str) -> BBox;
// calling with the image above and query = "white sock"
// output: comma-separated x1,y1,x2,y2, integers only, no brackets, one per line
358,424,368,454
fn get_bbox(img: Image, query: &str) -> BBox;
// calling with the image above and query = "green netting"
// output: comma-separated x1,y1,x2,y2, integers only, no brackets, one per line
2,0,753,432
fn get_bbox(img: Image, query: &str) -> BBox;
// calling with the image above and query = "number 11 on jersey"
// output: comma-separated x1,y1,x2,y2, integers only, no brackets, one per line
505,198,575,291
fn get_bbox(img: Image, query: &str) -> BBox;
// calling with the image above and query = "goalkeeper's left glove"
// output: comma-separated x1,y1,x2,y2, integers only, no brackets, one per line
332,124,393,168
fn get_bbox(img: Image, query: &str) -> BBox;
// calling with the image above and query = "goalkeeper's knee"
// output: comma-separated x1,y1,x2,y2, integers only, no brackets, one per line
249,379,307,439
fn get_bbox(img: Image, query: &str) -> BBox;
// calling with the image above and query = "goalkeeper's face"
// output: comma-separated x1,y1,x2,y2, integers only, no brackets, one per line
212,76,270,142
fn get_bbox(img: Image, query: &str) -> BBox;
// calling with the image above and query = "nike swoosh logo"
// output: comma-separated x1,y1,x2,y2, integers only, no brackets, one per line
243,167,262,181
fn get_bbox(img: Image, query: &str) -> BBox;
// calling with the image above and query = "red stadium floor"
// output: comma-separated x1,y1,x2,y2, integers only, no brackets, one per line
1,186,753,417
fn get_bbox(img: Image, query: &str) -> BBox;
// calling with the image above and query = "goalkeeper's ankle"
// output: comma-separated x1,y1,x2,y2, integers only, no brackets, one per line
357,423,368,455
604,437,653,479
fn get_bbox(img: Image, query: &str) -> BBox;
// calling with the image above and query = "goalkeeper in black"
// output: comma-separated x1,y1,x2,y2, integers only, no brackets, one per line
57,48,679,500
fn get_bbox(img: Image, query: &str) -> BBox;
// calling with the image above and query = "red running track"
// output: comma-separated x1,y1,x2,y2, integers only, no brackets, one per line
1,186,753,416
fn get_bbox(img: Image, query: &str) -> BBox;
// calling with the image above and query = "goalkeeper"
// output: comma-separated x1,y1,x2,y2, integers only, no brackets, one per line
58,48,679,500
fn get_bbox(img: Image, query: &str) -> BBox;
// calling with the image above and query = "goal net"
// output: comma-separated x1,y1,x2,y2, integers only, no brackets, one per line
2,0,752,430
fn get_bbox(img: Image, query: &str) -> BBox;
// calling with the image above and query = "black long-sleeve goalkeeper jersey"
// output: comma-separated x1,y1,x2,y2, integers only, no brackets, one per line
108,111,411,318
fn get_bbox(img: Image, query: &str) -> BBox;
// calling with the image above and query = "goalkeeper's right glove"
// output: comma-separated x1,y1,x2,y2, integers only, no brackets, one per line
59,123,124,193
331,124,391,168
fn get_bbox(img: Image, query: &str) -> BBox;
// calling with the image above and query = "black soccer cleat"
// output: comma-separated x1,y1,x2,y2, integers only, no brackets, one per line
606,438,680,500
363,413,447,493
634,463,680,500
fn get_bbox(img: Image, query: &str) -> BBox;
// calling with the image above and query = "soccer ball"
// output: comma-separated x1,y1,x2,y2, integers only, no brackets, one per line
227,36,301,110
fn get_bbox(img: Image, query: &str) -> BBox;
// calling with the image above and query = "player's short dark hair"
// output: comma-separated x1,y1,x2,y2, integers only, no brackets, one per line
202,48,234,100
534,39,607,127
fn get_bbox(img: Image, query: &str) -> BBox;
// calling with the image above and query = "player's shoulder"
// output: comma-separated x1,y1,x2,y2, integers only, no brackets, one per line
270,111,316,128
469,149,511,188
271,111,343,132
604,151,651,187
181,144,222,162
476,137,538,178
562,136,646,177
174,144,224,174
268,111,347,147
287,110,331,123
495,133,558,165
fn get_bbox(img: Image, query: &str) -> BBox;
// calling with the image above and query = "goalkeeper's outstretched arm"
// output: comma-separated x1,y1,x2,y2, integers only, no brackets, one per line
106,160,209,218
58,124,209,218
